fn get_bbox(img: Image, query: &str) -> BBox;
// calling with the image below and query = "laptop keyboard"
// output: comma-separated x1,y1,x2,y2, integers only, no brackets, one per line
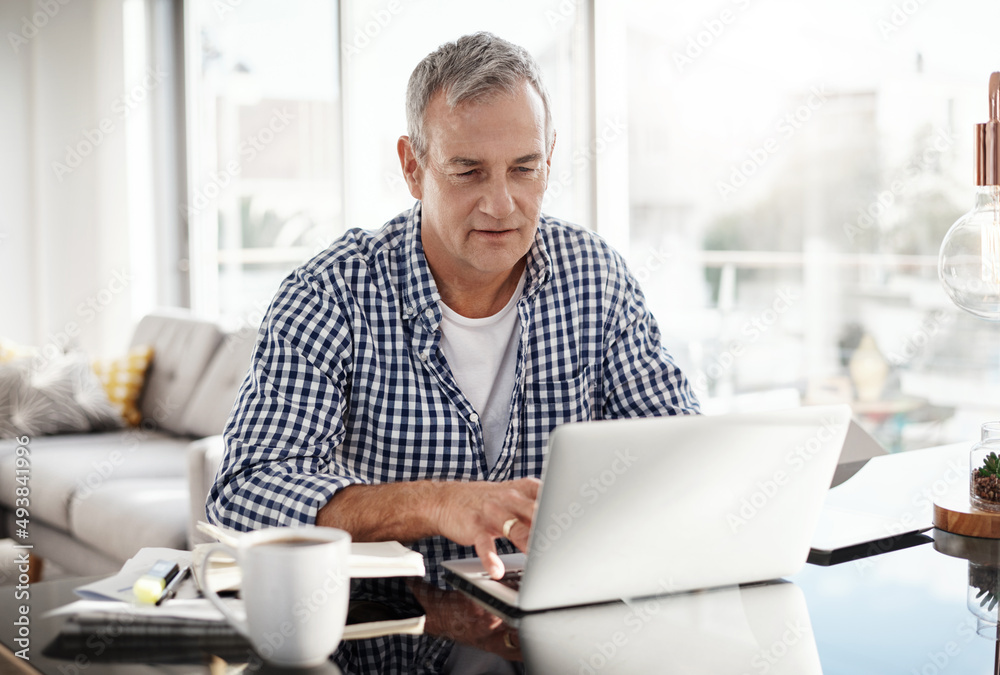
496,569,524,590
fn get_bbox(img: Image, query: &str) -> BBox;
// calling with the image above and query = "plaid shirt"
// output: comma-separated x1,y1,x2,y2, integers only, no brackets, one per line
208,203,700,586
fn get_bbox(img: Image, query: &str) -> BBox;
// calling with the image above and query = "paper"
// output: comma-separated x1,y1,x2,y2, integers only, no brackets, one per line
47,538,428,646
48,598,423,640
76,536,425,604
810,441,968,553
350,541,426,576
45,597,237,624
345,615,425,640
192,522,426,591
75,547,194,603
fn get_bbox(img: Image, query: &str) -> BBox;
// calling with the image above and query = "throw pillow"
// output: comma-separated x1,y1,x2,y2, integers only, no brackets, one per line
0,353,123,439
91,345,154,427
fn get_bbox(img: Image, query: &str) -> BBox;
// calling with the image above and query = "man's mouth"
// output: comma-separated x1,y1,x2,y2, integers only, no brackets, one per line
473,228,516,237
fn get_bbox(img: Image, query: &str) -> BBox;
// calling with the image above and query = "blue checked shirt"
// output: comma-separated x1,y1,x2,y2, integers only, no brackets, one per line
208,203,700,586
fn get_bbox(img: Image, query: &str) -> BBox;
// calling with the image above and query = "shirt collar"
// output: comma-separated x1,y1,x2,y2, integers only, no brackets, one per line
401,203,441,321
523,220,552,299
401,201,552,318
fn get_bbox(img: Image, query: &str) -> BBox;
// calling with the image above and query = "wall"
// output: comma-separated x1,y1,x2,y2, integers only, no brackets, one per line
0,0,182,359
0,0,36,346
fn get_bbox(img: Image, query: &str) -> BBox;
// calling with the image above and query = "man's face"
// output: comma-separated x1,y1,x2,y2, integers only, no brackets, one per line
400,80,551,283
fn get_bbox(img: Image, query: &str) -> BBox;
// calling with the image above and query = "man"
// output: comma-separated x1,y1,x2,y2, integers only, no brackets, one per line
207,32,699,586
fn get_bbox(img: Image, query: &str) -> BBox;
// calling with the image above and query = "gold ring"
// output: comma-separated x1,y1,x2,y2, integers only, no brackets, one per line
504,631,518,649
502,518,518,539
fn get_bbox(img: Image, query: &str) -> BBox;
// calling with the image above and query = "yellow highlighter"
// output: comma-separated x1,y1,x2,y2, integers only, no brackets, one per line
133,559,180,604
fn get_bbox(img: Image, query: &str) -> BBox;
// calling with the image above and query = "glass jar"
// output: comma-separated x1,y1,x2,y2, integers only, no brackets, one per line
969,561,1000,638
970,422,1000,512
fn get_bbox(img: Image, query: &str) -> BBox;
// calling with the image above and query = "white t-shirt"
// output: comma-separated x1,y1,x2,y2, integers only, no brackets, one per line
439,271,526,470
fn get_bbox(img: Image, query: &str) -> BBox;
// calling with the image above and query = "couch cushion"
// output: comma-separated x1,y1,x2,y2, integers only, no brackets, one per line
129,311,225,435
92,344,155,427
0,430,189,531
1,512,123,576
0,352,122,438
178,329,256,438
70,477,189,563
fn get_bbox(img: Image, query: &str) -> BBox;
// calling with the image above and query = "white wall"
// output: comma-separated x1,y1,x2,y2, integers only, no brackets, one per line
0,0,36,346
0,0,178,359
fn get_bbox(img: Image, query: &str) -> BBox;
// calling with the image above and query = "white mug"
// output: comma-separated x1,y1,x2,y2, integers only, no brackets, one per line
200,526,352,667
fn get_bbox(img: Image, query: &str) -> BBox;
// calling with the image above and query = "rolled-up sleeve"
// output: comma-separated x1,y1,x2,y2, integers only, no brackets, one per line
206,269,367,531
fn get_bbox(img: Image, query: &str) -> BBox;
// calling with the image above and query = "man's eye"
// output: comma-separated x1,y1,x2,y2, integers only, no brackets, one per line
456,170,477,178
516,167,536,173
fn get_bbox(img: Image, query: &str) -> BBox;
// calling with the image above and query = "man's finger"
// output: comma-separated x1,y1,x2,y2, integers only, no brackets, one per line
475,538,505,580
514,477,542,500
504,490,538,525
509,521,531,553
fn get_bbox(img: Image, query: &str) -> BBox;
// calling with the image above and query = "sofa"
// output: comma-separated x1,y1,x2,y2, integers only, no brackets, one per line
0,310,255,577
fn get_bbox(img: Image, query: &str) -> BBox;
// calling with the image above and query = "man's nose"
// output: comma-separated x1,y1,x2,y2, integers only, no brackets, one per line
479,175,515,220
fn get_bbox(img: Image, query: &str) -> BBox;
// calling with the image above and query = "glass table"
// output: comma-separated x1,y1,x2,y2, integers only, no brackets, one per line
5,532,1000,674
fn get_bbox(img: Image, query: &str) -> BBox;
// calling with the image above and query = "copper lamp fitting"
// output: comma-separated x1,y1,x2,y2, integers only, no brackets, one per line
975,72,1000,186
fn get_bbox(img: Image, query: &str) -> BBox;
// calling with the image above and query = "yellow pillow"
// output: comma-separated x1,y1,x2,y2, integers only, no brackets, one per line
92,345,154,427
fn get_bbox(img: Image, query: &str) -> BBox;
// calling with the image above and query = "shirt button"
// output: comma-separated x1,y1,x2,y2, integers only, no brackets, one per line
404,306,414,316
469,413,480,424
419,351,429,362
424,308,435,319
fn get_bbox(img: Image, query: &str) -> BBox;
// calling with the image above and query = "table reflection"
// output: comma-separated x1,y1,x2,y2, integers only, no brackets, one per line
241,660,344,675
315,577,821,674
517,581,820,673
335,578,521,674
934,530,1000,641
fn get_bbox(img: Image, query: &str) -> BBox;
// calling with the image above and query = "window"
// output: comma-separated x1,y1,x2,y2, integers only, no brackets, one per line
613,0,1000,448
185,0,342,322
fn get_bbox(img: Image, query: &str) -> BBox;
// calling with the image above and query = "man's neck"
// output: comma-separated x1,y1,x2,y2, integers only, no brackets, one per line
434,258,527,319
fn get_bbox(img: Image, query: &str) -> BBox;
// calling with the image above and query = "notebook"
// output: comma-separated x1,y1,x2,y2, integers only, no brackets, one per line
443,405,852,612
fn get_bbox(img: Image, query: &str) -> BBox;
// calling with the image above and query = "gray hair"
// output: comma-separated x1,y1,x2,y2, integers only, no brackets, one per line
405,32,554,162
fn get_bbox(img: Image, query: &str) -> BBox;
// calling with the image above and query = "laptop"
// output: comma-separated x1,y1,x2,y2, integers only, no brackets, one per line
443,404,852,612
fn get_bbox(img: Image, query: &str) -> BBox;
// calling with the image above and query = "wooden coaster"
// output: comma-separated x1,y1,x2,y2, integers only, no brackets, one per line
933,528,1000,563
934,491,1000,539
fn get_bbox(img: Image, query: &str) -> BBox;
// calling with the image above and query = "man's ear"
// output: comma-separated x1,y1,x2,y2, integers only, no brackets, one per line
397,136,423,200
542,131,557,190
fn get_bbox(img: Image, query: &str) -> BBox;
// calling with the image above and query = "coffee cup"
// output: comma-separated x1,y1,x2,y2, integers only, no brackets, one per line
199,526,351,667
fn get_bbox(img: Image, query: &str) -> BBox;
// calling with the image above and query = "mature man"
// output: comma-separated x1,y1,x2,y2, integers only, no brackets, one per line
207,32,699,585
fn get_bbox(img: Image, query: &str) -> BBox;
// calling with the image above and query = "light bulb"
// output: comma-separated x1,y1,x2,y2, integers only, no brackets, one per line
938,73,1000,320
939,186,1000,319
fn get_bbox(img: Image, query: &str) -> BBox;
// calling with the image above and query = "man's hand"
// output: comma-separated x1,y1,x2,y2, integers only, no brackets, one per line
431,478,540,579
317,478,540,580
406,579,522,661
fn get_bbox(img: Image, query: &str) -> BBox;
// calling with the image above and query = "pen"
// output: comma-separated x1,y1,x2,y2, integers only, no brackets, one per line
155,565,190,606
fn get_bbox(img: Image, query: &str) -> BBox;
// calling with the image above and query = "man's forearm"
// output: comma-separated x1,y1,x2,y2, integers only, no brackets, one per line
317,477,539,579
316,481,444,542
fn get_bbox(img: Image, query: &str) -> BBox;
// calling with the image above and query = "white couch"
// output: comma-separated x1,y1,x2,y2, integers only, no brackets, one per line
0,310,255,576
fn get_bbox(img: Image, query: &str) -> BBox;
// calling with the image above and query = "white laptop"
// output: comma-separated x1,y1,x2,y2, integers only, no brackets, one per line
442,404,852,612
